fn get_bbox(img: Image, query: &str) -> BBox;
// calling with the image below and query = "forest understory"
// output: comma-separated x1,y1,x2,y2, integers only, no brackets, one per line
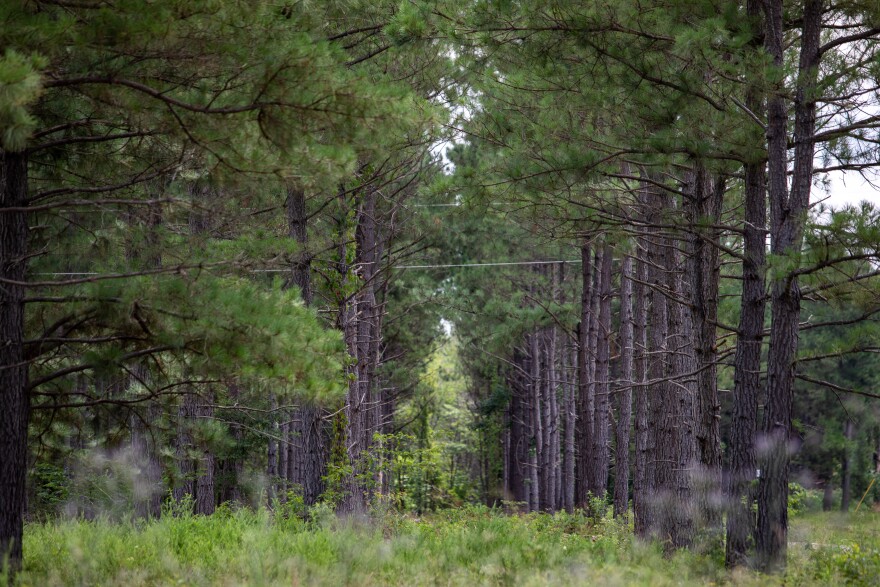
10,508,880,586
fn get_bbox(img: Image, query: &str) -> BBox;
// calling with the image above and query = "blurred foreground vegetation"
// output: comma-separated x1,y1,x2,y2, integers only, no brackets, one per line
8,504,879,586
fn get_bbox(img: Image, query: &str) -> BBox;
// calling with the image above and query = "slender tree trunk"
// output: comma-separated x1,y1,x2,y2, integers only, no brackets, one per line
173,391,196,505
632,248,651,537
540,329,553,511
0,150,29,571
757,0,821,571
592,244,613,498
530,334,542,511
665,207,698,548
218,381,244,505
503,402,511,502
646,183,672,543
268,394,278,505
587,250,601,497
563,340,576,513
508,366,528,505
278,417,289,499
726,3,768,568
687,164,724,529
614,254,634,518
547,281,561,511
340,184,382,515
195,391,216,516
576,242,594,506
129,372,163,521
841,419,854,511
823,482,834,511
286,194,330,511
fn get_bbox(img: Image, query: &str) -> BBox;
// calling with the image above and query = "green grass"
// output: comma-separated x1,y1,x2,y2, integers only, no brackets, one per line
9,506,880,586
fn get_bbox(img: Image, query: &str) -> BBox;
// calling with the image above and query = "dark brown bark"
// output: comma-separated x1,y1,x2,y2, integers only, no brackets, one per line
528,334,541,510
645,183,672,542
575,242,594,506
841,419,854,511
0,150,29,571
756,0,821,571
340,184,382,515
586,250,601,498
665,202,698,548
217,382,244,505
687,165,723,522
632,248,651,537
278,417,289,498
507,363,529,505
614,254,634,518
548,290,561,510
563,338,576,512
130,406,163,519
172,391,196,505
285,188,327,506
267,394,278,504
726,1,768,568
591,244,613,498
823,482,834,511
194,392,216,516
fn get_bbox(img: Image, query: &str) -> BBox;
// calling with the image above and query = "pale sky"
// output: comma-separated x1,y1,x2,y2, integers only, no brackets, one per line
821,170,880,210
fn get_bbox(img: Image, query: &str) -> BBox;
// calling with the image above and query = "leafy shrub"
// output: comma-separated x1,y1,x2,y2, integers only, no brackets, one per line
30,463,70,519
789,482,823,516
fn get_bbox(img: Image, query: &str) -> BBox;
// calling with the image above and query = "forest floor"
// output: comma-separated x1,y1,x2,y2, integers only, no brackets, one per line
9,506,880,586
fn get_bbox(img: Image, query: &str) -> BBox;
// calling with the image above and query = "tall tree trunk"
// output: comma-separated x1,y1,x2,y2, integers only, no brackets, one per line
0,150,29,571
575,242,594,506
195,391,216,516
632,248,651,537
508,364,529,505
587,250,601,497
665,204,698,548
726,2,768,568
130,405,163,519
757,0,821,571
268,394,278,504
687,164,724,529
218,381,244,505
340,184,381,515
278,417,289,499
591,244,613,498
823,482,834,511
614,254,634,518
172,391,196,505
646,183,672,543
529,334,542,511
841,419,854,511
563,338,576,513
547,279,561,511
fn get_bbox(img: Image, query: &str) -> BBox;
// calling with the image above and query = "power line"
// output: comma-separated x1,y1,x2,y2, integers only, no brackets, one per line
395,259,581,269
33,259,582,277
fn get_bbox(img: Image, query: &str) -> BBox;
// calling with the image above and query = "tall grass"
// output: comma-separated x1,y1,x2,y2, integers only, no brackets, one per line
9,506,880,586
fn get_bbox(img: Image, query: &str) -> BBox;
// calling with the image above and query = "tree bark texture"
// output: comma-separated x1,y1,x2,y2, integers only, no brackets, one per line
726,1,768,568
284,189,329,504
614,254,634,518
194,392,216,516
575,242,594,507
0,150,29,571
686,164,724,529
591,244,613,498
632,247,651,537
757,0,821,571
339,184,383,515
